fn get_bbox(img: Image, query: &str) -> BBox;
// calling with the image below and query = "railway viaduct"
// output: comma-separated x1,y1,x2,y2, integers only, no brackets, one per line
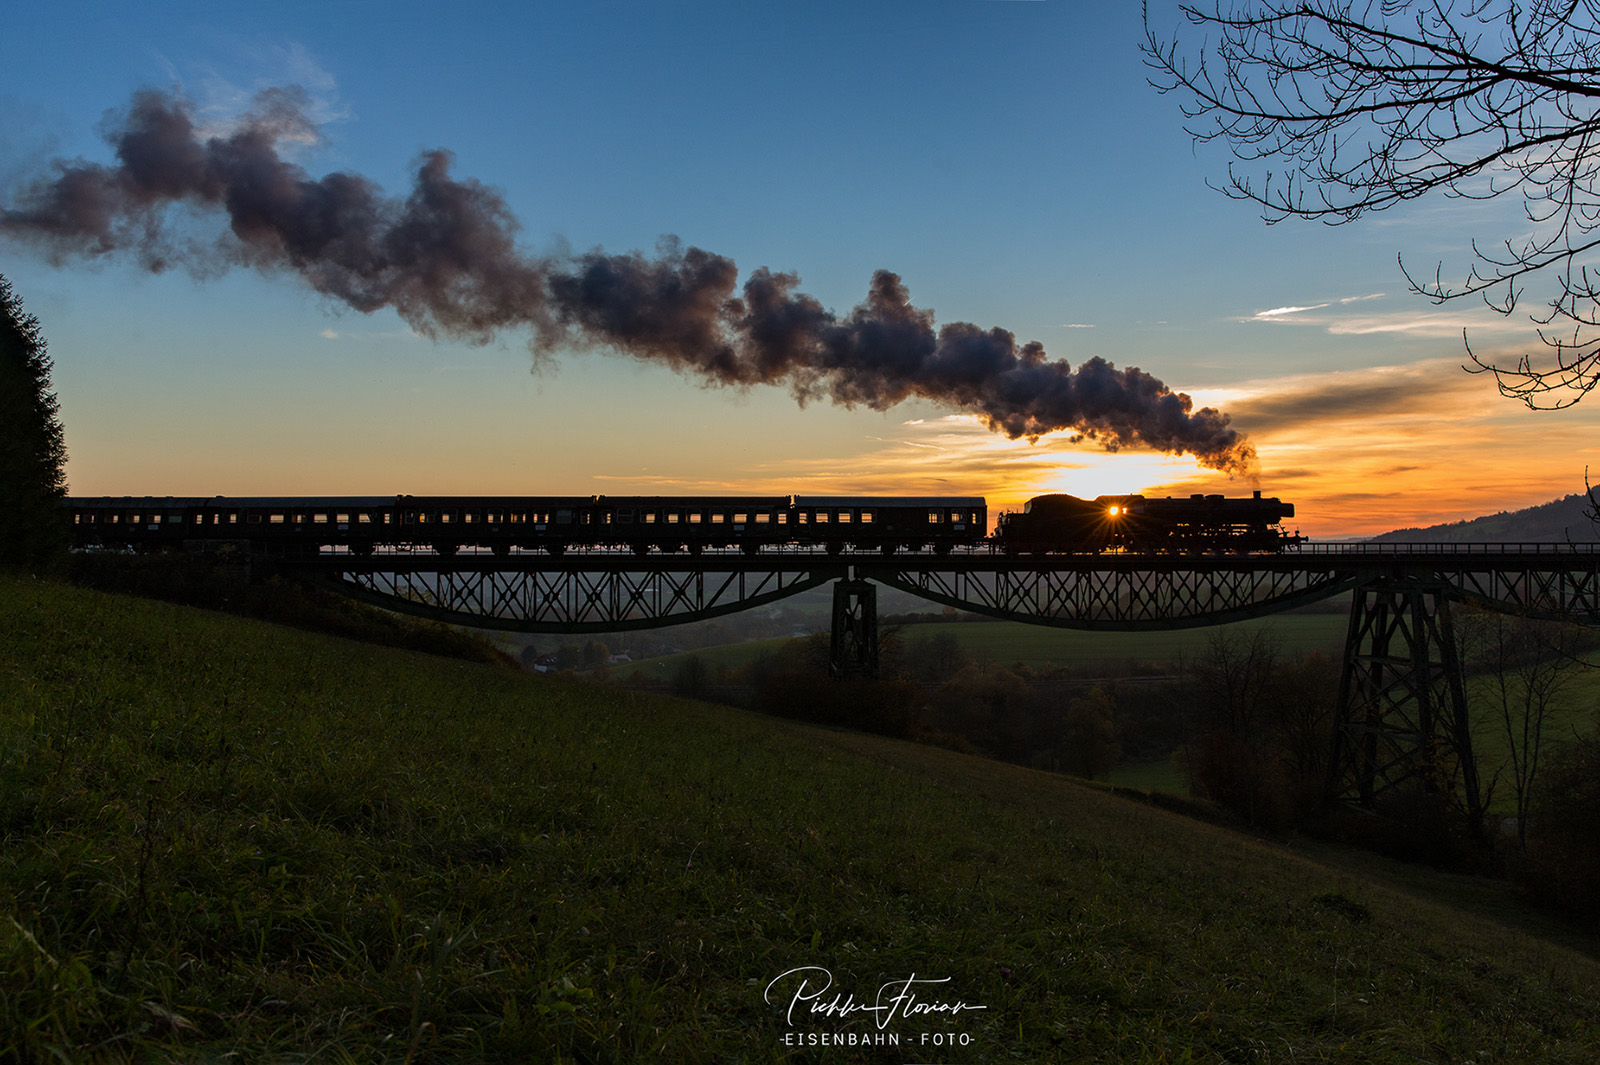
279,542,1600,819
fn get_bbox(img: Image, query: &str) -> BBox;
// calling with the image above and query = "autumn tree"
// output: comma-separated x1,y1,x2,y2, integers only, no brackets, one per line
1060,685,1123,780
1145,1,1600,407
0,274,68,567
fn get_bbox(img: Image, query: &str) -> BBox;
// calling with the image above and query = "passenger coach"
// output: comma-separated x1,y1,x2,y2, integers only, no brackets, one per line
66,494,990,556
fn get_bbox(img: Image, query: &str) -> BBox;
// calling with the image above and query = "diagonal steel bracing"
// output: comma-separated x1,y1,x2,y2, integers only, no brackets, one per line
299,546,1600,638
872,559,1355,629
1330,579,1481,821
331,560,838,633
310,553,1370,633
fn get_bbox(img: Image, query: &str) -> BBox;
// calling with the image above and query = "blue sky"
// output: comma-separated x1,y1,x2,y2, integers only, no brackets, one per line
3,0,1595,535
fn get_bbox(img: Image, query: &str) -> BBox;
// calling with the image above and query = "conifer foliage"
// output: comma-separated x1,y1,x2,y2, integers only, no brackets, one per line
0,274,69,566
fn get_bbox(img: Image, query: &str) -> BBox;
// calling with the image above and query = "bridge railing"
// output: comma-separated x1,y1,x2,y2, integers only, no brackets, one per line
1297,541,1600,557
307,540,1600,560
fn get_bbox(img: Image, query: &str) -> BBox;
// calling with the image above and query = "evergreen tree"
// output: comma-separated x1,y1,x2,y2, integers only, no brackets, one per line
0,274,69,566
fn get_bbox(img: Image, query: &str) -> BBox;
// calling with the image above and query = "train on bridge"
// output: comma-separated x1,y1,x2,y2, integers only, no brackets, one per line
65,490,1300,556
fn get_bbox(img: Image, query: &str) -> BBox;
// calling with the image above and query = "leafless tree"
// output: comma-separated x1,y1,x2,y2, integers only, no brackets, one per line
1458,606,1587,849
1144,1,1600,408
1190,624,1282,738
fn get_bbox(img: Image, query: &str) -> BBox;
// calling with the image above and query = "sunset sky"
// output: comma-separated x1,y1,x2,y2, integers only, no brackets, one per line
4,0,1597,538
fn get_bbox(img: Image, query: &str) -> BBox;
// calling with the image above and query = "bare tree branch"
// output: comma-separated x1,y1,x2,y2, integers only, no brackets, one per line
1145,0,1600,407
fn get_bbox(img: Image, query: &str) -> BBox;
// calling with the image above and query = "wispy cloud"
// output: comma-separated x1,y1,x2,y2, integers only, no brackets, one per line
1247,304,1329,320
1220,357,1489,435
1237,291,1516,338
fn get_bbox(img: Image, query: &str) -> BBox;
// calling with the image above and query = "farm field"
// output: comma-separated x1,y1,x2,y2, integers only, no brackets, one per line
3,574,1598,1061
886,613,1347,673
621,612,1350,679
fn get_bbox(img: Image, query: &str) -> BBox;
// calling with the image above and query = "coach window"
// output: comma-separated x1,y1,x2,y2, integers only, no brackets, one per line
797,512,808,524
733,512,748,524
928,511,942,524
861,511,874,524
269,513,285,524
838,511,852,524
556,509,573,524
313,513,329,524
815,511,829,524
618,509,634,523
711,512,726,524
755,512,771,524
644,511,658,524
666,511,680,524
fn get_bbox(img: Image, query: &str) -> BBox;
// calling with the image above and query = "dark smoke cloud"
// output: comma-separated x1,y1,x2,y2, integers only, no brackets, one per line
1,86,1255,473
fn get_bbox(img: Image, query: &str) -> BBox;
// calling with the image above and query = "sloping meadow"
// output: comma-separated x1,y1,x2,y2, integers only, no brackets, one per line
1,574,1596,1062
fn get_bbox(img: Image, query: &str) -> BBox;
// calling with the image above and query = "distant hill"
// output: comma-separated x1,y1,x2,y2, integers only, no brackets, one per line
1371,492,1600,543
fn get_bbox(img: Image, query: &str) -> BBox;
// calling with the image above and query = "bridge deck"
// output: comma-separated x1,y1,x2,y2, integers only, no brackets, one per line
276,542,1600,633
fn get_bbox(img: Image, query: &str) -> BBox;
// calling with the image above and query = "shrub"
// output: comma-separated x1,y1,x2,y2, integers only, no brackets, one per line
754,672,920,738
1185,730,1295,833
1515,738,1600,923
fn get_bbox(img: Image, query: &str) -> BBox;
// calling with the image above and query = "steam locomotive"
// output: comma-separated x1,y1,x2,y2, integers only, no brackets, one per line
65,489,1299,555
994,491,1300,554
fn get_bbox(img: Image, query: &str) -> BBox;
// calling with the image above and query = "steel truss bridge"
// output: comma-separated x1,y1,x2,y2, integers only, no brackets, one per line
283,543,1600,817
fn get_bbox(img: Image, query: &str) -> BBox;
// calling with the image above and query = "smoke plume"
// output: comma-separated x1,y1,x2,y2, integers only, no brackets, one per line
1,86,1254,473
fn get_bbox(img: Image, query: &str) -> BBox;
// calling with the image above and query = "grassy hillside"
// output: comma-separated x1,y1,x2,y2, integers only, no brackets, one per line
3,574,1599,1062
